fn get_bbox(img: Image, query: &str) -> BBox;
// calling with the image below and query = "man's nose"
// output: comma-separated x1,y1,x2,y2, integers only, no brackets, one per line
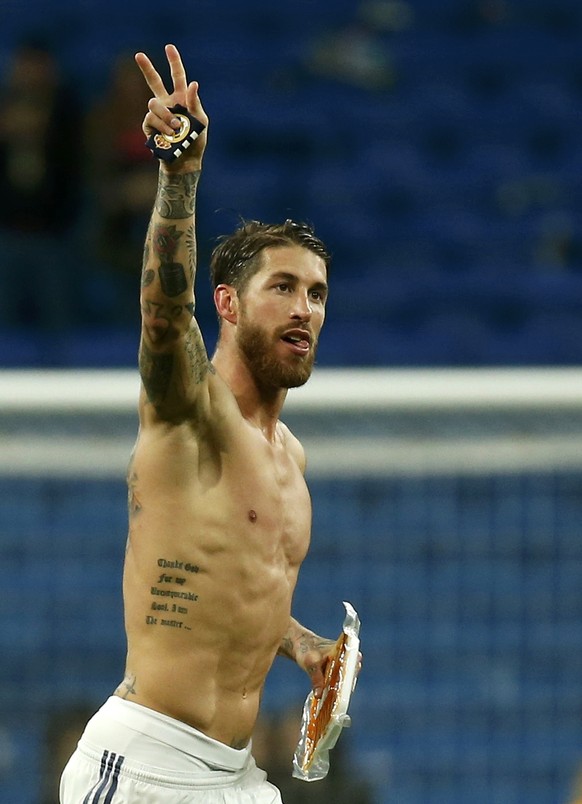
290,291,313,320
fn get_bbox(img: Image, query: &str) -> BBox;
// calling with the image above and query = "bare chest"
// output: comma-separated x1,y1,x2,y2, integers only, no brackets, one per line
133,424,311,567
222,430,312,569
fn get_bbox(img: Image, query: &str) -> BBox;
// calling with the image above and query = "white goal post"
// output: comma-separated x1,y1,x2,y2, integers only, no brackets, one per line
2,367,582,478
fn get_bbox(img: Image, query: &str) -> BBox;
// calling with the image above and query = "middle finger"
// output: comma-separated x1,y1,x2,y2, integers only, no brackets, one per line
165,44,188,94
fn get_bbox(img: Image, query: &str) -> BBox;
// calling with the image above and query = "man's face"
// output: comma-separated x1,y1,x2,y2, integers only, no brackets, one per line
235,245,328,390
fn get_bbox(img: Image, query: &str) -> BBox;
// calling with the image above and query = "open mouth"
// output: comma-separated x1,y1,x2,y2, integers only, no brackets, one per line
281,330,311,355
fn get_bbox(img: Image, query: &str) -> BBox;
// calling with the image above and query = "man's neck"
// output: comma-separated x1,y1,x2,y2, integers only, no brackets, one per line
212,348,288,441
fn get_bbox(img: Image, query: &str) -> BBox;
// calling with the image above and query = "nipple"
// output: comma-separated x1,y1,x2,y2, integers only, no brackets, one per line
248,510,257,523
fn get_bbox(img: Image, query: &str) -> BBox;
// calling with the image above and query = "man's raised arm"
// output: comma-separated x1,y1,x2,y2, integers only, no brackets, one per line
135,45,210,421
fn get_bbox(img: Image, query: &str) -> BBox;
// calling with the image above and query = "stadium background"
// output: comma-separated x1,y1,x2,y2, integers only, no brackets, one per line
1,0,582,802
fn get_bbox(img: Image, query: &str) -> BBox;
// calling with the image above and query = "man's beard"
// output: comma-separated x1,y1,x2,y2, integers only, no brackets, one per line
236,317,317,390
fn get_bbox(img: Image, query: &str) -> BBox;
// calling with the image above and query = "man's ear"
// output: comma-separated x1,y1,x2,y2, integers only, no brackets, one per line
214,284,238,325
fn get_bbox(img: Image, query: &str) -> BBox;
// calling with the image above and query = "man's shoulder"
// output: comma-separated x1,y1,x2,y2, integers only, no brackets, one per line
278,420,306,471
277,418,298,442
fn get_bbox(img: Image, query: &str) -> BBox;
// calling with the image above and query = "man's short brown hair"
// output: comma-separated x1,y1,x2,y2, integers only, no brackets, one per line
210,219,331,292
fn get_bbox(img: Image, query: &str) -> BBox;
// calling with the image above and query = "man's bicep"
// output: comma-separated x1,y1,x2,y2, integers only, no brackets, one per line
182,318,213,386
139,319,212,420
139,341,174,407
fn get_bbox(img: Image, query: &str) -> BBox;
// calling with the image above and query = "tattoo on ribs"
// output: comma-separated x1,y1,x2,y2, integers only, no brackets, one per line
127,470,142,518
146,558,200,630
155,171,200,219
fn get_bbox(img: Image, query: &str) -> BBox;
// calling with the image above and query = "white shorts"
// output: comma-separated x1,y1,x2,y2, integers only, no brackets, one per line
59,696,282,803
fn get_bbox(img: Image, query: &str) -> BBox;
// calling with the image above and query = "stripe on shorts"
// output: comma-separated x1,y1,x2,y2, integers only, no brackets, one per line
82,750,125,804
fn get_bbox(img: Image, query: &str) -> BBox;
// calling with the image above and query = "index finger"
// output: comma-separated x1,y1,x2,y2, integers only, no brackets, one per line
134,51,169,98
165,43,188,94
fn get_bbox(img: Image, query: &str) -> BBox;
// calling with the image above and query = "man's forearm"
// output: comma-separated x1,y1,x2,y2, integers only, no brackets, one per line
138,165,211,411
143,167,200,290
278,617,332,663
140,167,200,345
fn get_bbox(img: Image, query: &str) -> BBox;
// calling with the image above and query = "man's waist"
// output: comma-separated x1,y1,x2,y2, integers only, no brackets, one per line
101,696,251,769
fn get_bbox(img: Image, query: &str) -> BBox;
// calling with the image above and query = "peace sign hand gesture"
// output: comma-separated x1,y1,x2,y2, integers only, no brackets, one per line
135,44,208,172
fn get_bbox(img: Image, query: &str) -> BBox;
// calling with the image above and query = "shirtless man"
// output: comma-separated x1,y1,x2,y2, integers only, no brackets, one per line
60,45,338,803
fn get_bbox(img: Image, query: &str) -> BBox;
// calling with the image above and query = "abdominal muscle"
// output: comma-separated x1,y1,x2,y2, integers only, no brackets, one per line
114,428,309,748
118,543,295,748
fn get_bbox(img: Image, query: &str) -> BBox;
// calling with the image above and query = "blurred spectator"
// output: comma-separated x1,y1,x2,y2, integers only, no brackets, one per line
534,211,582,271
84,53,158,325
359,0,415,33
303,3,398,91
253,706,375,803
567,767,582,804
0,35,82,329
453,0,512,30
41,704,97,804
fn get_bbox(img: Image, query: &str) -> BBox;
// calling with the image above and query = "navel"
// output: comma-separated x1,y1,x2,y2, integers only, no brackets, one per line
248,510,257,523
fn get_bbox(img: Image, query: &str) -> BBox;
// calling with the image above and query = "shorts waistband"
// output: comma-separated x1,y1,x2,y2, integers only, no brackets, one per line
93,696,250,771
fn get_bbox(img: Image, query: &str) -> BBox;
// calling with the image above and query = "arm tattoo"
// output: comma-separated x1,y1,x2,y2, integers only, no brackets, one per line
278,625,335,662
279,636,294,660
155,170,200,219
139,342,174,404
140,222,153,287
152,224,188,297
141,267,155,288
185,223,196,282
160,262,188,297
138,171,204,400
185,325,212,385
153,223,183,262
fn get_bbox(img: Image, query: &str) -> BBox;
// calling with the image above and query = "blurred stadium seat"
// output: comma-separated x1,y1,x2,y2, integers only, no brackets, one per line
2,3,582,803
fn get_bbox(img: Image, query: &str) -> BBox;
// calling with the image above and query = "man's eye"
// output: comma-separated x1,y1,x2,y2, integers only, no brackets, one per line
277,283,290,291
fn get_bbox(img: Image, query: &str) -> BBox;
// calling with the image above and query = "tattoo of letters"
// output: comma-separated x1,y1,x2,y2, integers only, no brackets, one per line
146,558,200,630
